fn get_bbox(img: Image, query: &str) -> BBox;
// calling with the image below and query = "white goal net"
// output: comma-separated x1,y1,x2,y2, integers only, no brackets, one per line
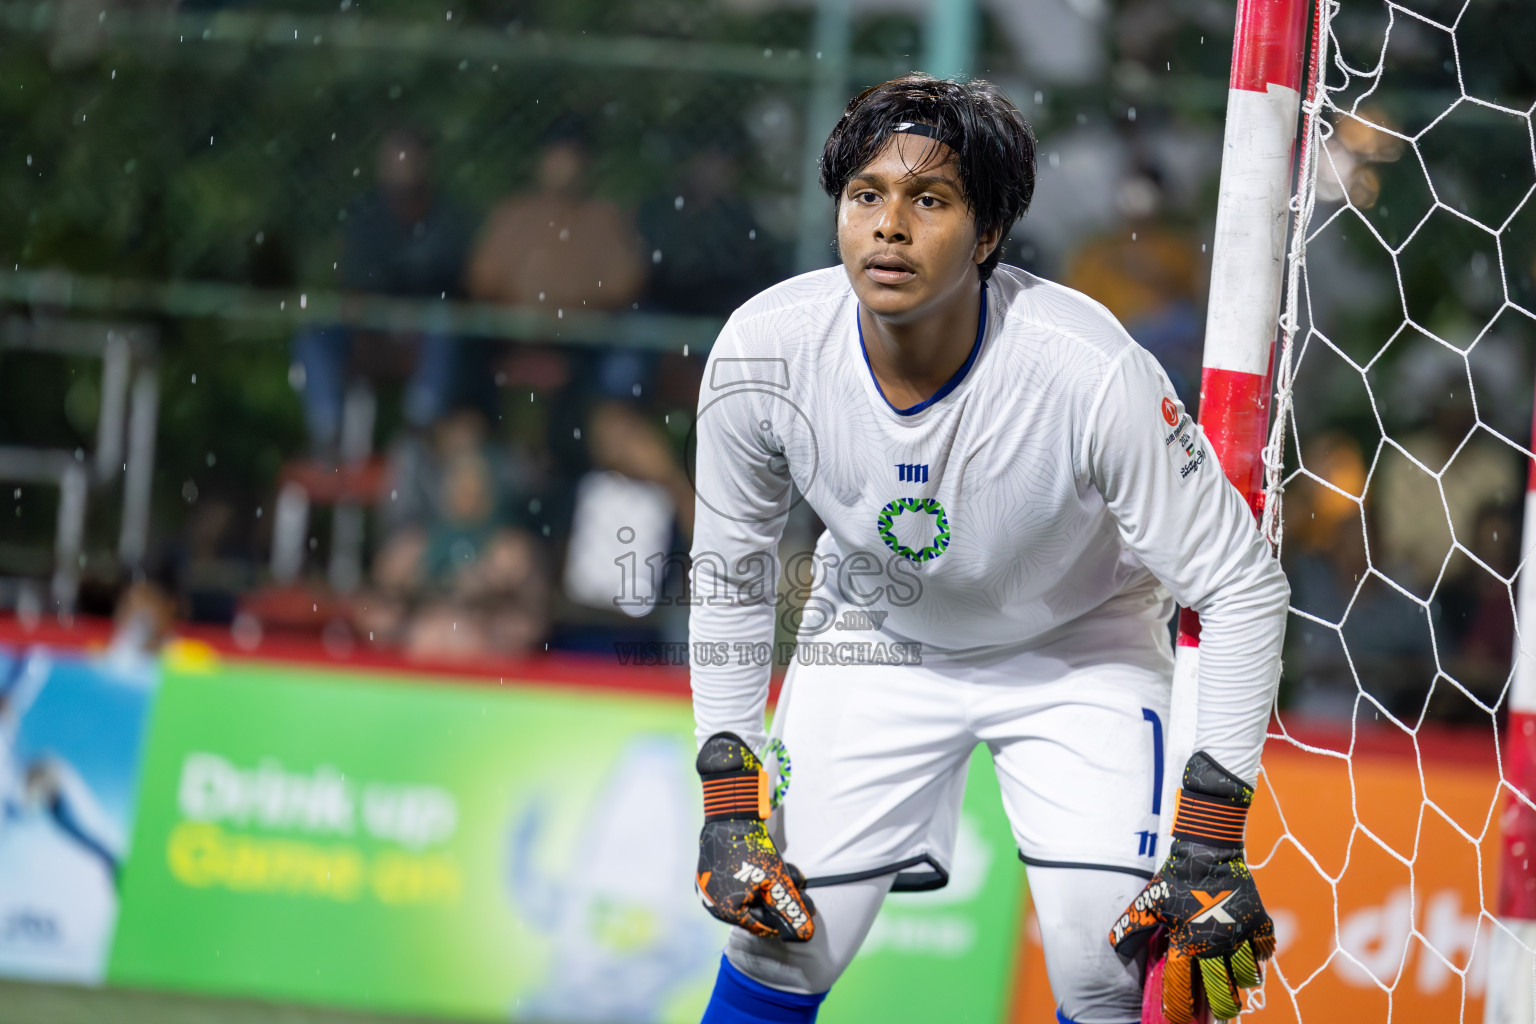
1255,0,1536,1019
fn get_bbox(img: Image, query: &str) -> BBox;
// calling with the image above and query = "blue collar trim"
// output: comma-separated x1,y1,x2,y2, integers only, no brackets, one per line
857,282,988,417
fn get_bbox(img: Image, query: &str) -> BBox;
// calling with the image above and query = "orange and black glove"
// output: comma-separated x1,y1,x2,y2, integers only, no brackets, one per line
1109,751,1275,1023
694,732,816,942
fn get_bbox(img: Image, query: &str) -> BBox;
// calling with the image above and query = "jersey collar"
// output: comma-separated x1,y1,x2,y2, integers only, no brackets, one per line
855,282,989,418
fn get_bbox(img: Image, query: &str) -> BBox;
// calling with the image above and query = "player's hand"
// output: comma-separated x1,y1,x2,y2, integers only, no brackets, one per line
1109,751,1275,1023
694,731,816,941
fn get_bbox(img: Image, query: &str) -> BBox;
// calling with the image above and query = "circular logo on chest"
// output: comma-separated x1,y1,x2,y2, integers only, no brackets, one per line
876,497,951,563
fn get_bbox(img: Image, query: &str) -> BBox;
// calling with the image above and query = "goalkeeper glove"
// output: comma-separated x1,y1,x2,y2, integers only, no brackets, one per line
694,732,816,942
1109,751,1275,1023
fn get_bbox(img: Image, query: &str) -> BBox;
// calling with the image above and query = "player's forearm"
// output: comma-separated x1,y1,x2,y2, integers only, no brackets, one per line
1190,556,1290,784
691,655,774,753
689,613,778,751
688,543,781,752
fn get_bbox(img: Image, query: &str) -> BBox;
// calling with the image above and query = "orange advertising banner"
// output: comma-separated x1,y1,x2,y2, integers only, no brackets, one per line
1013,721,1502,1023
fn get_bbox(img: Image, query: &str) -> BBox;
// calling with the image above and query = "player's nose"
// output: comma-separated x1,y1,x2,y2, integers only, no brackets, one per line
872,203,908,242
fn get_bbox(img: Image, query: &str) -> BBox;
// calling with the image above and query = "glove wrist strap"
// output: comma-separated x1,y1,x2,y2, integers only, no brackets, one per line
702,769,769,822
1170,788,1247,847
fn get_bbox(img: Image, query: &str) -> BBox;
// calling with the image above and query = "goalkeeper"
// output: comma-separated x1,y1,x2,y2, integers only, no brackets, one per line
688,74,1288,1024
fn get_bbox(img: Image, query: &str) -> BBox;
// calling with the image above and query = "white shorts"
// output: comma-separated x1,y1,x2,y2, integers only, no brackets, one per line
729,641,1171,1021
768,643,1171,887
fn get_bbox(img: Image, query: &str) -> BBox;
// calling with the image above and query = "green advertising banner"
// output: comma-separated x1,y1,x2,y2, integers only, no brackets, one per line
109,658,1025,1022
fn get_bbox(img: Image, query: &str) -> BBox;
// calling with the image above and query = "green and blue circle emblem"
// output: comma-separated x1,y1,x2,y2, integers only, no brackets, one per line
876,497,950,563
765,737,792,809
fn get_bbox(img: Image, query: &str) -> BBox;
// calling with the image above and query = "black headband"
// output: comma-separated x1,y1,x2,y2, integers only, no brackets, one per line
891,121,950,145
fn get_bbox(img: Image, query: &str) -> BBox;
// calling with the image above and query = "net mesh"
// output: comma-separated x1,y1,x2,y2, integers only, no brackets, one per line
1255,0,1536,1018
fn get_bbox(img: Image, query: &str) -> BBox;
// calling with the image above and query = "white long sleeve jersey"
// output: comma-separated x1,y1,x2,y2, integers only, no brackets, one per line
688,265,1289,783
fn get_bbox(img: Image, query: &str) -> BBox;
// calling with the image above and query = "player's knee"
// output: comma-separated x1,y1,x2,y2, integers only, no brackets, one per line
701,955,827,1024
723,926,849,995
722,873,890,996
1030,873,1143,1023
1050,953,1141,1024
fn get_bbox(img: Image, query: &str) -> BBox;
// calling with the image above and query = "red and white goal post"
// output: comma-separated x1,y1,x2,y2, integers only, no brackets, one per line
1166,0,1536,1020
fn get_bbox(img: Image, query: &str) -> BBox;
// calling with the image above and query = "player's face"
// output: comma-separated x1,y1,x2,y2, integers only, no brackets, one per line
837,134,999,323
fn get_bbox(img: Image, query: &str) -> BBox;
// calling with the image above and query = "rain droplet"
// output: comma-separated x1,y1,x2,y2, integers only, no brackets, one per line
674,195,685,211
748,229,756,240
652,249,663,264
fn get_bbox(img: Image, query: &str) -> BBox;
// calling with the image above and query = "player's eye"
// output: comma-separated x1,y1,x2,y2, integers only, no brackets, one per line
915,195,940,209
854,190,880,204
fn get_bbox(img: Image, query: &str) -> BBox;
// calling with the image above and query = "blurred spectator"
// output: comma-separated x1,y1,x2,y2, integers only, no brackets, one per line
468,126,646,313
108,581,175,662
1436,502,1519,715
541,356,696,653
1063,168,1205,408
1314,106,1406,209
1284,432,1374,717
1374,380,1521,595
357,408,547,660
637,144,782,316
293,127,481,454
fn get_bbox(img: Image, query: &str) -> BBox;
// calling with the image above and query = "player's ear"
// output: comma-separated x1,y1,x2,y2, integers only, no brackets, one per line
972,223,1002,265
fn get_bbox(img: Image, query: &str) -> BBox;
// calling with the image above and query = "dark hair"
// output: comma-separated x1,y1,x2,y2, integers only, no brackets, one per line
819,74,1037,281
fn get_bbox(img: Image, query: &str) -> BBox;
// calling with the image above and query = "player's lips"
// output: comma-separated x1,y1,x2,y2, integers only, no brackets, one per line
864,253,916,285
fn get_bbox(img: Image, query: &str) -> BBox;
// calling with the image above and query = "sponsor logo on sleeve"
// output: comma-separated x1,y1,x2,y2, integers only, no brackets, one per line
1159,397,1207,486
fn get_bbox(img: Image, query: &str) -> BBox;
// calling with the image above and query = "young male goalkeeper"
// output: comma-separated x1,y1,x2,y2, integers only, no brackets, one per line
687,74,1288,1024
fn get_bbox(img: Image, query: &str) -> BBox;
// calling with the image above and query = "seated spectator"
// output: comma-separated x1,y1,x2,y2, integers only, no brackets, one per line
468,125,646,313
1283,432,1372,718
1374,377,1521,596
357,408,547,660
637,143,782,316
293,127,484,454
1436,501,1518,715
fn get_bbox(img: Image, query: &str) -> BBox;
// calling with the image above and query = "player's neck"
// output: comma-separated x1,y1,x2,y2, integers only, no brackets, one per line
858,280,983,409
